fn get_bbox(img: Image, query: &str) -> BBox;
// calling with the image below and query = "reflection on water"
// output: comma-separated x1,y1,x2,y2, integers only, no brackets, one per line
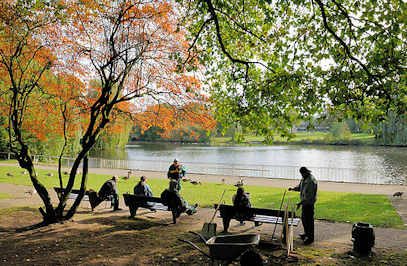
122,143,407,185
89,148,128,159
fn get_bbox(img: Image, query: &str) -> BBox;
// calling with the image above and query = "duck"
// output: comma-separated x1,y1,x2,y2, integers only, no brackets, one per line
393,191,404,198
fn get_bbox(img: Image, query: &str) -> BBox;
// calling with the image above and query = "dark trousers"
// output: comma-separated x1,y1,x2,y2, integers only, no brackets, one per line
90,192,119,210
111,193,119,210
302,204,315,241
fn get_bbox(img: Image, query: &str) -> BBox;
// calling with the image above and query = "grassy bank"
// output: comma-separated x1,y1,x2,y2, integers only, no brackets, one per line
0,164,403,228
213,132,376,145
0,193,11,199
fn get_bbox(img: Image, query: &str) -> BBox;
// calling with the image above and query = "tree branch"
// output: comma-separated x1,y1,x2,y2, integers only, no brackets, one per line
314,0,377,82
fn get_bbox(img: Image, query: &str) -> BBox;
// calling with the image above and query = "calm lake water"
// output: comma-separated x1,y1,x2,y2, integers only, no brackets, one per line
99,143,407,185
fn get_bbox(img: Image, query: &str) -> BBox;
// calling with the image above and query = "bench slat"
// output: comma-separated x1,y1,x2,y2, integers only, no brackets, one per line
214,204,296,218
217,214,300,226
54,187,105,202
123,194,169,210
253,216,300,226
214,204,300,227
123,194,164,203
151,203,168,211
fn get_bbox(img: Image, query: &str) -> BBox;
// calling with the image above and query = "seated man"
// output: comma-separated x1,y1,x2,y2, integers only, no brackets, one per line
133,176,155,209
161,180,198,218
232,187,260,226
233,187,252,225
89,176,121,211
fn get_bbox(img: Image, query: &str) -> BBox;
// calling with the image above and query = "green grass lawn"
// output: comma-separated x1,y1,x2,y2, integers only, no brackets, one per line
0,164,403,228
0,193,11,199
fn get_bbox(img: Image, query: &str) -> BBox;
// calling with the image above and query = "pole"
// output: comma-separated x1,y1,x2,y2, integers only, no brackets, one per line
271,190,287,241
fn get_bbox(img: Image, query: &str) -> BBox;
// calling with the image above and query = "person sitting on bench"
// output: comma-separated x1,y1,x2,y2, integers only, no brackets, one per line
90,176,121,211
161,180,198,217
133,176,155,209
233,187,252,225
233,187,261,226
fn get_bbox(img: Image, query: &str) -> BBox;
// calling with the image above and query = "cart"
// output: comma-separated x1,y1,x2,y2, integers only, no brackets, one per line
179,232,260,265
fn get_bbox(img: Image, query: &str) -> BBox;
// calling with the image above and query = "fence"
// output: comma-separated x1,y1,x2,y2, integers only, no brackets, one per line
0,152,401,185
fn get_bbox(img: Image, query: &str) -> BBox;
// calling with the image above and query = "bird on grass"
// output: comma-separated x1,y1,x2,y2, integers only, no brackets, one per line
393,192,403,198
234,177,245,187
25,189,37,197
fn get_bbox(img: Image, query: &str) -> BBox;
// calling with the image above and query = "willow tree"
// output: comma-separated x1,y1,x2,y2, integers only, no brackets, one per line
0,0,207,225
179,0,407,141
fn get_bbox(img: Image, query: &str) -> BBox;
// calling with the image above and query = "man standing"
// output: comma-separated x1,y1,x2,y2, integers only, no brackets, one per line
289,166,318,245
167,158,184,191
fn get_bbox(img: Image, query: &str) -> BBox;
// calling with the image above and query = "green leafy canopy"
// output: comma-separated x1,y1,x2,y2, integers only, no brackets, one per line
178,0,407,140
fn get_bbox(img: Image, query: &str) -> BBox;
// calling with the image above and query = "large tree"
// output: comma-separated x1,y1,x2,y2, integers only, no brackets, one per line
0,0,208,225
179,0,407,140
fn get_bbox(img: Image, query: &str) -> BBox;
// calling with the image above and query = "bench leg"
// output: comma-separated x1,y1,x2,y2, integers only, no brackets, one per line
89,192,101,211
222,217,231,232
129,206,139,218
171,210,177,224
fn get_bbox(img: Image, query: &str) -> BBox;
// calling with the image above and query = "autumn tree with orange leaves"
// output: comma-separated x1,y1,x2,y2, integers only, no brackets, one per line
0,0,212,225
133,102,216,141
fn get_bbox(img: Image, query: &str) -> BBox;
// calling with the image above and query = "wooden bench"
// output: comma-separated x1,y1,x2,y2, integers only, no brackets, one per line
53,187,112,209
123,193,179,224
214,204,300,234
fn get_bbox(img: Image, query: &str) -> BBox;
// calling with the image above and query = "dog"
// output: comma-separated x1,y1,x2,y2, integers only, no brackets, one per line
393,192,403,198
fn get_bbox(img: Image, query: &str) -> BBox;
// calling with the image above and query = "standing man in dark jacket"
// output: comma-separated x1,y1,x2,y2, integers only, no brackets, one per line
289,166,318,245
167,158,184,191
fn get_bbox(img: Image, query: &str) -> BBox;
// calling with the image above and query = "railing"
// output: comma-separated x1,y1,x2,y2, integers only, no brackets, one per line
0,152,402,185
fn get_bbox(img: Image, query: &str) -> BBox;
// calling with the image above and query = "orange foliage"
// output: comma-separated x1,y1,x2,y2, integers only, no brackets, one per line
0,0,212,146
133,102,216,139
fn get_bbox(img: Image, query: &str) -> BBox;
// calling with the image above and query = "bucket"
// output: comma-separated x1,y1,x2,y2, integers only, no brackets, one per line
351,222,375,255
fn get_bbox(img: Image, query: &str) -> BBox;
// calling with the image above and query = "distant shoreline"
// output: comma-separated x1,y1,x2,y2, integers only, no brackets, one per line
127,139,407,148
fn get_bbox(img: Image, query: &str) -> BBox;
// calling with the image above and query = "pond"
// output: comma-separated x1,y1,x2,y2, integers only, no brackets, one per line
96,143,407,185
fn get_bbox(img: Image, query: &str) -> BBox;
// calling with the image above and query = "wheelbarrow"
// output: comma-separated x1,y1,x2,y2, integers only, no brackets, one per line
179,231,260,265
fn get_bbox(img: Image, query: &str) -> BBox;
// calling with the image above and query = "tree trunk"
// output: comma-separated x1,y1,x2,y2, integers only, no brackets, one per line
65,156,89,219
55,149,87,215
17,151,59,224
